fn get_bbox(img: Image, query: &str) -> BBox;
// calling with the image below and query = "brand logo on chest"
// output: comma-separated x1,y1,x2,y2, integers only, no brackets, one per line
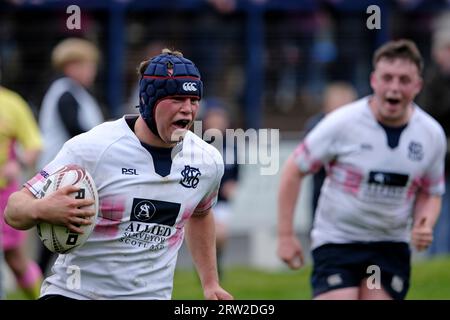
133,200,156,222
130,198,181,226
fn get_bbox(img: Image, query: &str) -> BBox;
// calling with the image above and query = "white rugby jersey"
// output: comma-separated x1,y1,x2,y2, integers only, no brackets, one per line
26,115,224,299
293,97,446,249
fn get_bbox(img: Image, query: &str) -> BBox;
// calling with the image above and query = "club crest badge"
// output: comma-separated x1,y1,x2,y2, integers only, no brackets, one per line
408,141,423,161
180,165,201,189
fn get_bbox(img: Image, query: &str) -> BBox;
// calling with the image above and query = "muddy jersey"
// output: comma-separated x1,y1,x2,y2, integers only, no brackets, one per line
26,115,224,299
293,97,446,249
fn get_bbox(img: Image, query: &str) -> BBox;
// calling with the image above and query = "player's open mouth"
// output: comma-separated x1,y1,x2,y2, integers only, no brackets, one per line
386,97,401,105
173,119,190,129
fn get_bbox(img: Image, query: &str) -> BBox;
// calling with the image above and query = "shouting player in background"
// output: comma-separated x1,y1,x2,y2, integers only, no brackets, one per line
277,39,446,300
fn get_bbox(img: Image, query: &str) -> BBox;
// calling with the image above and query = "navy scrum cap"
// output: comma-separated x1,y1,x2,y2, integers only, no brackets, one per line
138,52,203,137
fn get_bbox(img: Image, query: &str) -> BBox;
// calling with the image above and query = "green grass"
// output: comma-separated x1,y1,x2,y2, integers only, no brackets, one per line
173,256,450,300
173,266,312,300
407,256,450,299
6,256,450,300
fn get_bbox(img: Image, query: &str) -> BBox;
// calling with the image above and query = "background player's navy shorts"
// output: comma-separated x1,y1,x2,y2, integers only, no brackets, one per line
311,242,411,300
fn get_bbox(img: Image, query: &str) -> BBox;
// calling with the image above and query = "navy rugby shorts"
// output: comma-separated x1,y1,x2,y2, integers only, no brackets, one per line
311,241,411,300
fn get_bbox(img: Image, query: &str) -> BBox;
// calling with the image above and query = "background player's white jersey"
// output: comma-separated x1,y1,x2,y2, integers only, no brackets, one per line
26,116,224,299
293,97,446,249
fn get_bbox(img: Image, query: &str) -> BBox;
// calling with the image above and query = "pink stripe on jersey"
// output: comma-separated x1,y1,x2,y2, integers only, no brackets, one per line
293,142,305,158
407,177,421,199
168,207,193,248
24,171,48,198
328,162,363,195
94,197,125,237
195,191,218,213
417,174,445,195
26,172,46,186
293,142,323,174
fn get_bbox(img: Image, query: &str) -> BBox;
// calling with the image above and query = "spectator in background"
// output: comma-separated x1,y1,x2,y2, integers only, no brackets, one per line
303,82,357,215
201,98,240,279
418,25,450,255
37,38,104,275
1,58,43,299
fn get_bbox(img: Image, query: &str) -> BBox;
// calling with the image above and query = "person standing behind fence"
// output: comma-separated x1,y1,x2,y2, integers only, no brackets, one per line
277,39,446,300
37,38,104,274
0,69,43,299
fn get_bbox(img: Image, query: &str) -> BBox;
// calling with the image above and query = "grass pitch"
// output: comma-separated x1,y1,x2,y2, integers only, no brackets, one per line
5,256,450,300
173,256,450,300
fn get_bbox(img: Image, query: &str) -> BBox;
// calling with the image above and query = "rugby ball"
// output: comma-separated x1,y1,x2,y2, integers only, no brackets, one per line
36,164,99,254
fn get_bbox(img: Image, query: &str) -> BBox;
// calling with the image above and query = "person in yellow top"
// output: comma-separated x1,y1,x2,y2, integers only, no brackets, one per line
0,82,43,299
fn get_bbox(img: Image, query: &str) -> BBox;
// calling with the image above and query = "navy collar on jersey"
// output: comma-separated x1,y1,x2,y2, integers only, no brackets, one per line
140,142,173,177
378,121,408,149
125,115,177,177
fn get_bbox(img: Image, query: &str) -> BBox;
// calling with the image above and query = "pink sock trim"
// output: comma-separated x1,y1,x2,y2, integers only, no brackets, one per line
18,261,42,289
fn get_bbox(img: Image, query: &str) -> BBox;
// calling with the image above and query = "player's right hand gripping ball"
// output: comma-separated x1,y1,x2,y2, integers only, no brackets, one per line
37,164,99,254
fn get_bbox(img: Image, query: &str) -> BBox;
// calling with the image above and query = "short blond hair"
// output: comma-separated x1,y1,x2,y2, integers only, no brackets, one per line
51,38,99,71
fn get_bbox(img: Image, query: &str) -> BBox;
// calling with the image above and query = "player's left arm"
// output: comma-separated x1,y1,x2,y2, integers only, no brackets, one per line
185,209,233,300
412,124,448,251
411,192,442,251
